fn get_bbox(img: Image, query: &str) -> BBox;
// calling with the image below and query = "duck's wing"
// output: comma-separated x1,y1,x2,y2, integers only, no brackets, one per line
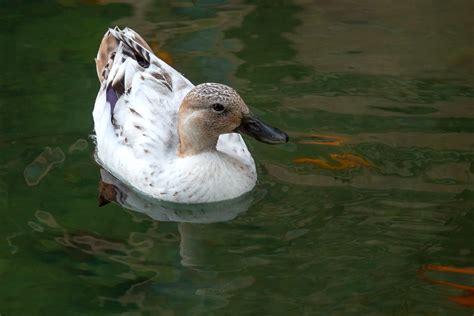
93,27,193,167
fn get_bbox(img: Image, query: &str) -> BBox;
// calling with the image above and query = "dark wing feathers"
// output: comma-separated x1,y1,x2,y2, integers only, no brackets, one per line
108,27,152,69
96,27,178,120
96,27,155,116
96,27,154,83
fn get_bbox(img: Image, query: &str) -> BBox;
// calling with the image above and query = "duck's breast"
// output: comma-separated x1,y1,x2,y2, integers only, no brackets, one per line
147,150,257,203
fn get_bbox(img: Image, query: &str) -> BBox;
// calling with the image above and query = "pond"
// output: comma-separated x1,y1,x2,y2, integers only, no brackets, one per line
1,0,473,314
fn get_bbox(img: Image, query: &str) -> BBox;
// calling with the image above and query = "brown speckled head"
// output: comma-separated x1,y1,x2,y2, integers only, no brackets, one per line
178,83,288,156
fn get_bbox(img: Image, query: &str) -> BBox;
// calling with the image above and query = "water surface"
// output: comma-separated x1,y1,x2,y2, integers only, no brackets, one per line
1,1,473,314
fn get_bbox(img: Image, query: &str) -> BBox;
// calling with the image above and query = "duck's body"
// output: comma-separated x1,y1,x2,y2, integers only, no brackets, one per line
93,27,286,203
98,169,253,223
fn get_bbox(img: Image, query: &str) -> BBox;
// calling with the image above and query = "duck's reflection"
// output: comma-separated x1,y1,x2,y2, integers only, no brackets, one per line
92,169,260,310
98,167,259,274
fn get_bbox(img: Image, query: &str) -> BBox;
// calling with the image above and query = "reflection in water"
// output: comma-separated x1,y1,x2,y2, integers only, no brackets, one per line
149,40,173,66
1,0,473,314
293,153,373,170
297,133,348,146
25,195,257,313
266,162,470,194
68,138,88,153
291,0,474,78
17,168,260,313
418,264,474,307
23,147,65,186
97,168,260,308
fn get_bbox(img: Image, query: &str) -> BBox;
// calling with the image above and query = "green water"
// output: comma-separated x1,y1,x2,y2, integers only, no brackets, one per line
1,1,474,315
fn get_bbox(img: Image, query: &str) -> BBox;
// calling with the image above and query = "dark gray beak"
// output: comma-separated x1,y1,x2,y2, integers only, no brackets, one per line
236,114,289,144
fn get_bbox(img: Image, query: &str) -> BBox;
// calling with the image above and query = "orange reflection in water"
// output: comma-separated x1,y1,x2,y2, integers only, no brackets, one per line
298,133,348,146
149,41,173,65
294,133,373,170
293,153,373,170
418,264,474,308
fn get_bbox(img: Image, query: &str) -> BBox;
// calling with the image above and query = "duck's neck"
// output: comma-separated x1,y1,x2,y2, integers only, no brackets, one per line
177,119,219,157
178,134,218,157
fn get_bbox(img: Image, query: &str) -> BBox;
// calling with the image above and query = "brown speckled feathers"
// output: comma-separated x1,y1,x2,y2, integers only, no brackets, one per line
95,27,153,82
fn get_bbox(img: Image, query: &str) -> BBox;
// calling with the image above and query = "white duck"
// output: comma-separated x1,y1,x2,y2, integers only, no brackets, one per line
93,27,288,203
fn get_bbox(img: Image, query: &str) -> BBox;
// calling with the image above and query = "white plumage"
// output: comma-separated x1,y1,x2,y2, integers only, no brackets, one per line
93,27,258,203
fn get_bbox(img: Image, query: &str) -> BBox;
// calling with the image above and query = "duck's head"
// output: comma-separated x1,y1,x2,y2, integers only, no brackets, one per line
178,83,288,156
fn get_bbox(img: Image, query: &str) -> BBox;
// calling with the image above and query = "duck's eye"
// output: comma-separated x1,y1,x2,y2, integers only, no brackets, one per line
211,103,225,113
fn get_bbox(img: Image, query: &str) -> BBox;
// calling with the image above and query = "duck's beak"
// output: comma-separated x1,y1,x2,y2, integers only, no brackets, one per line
236,114,289,144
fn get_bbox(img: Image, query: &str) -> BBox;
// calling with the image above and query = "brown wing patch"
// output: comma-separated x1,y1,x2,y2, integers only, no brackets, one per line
95,27,154,82
95,30,118,81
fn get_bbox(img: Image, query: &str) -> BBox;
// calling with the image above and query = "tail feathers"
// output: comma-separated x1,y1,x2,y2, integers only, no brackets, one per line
119,27,153,53
108,27,153,68
95,27,154,82
95,29,119,81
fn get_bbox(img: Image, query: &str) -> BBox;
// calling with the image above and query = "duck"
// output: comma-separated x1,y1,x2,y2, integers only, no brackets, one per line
92,27,288,204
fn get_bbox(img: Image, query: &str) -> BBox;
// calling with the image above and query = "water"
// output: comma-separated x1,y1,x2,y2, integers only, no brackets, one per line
1,1,473,314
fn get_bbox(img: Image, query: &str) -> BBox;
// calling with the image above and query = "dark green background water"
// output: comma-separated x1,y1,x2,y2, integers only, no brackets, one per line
1,0,473,315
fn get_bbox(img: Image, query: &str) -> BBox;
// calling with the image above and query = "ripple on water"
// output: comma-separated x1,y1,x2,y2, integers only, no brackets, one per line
23,147,65,186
